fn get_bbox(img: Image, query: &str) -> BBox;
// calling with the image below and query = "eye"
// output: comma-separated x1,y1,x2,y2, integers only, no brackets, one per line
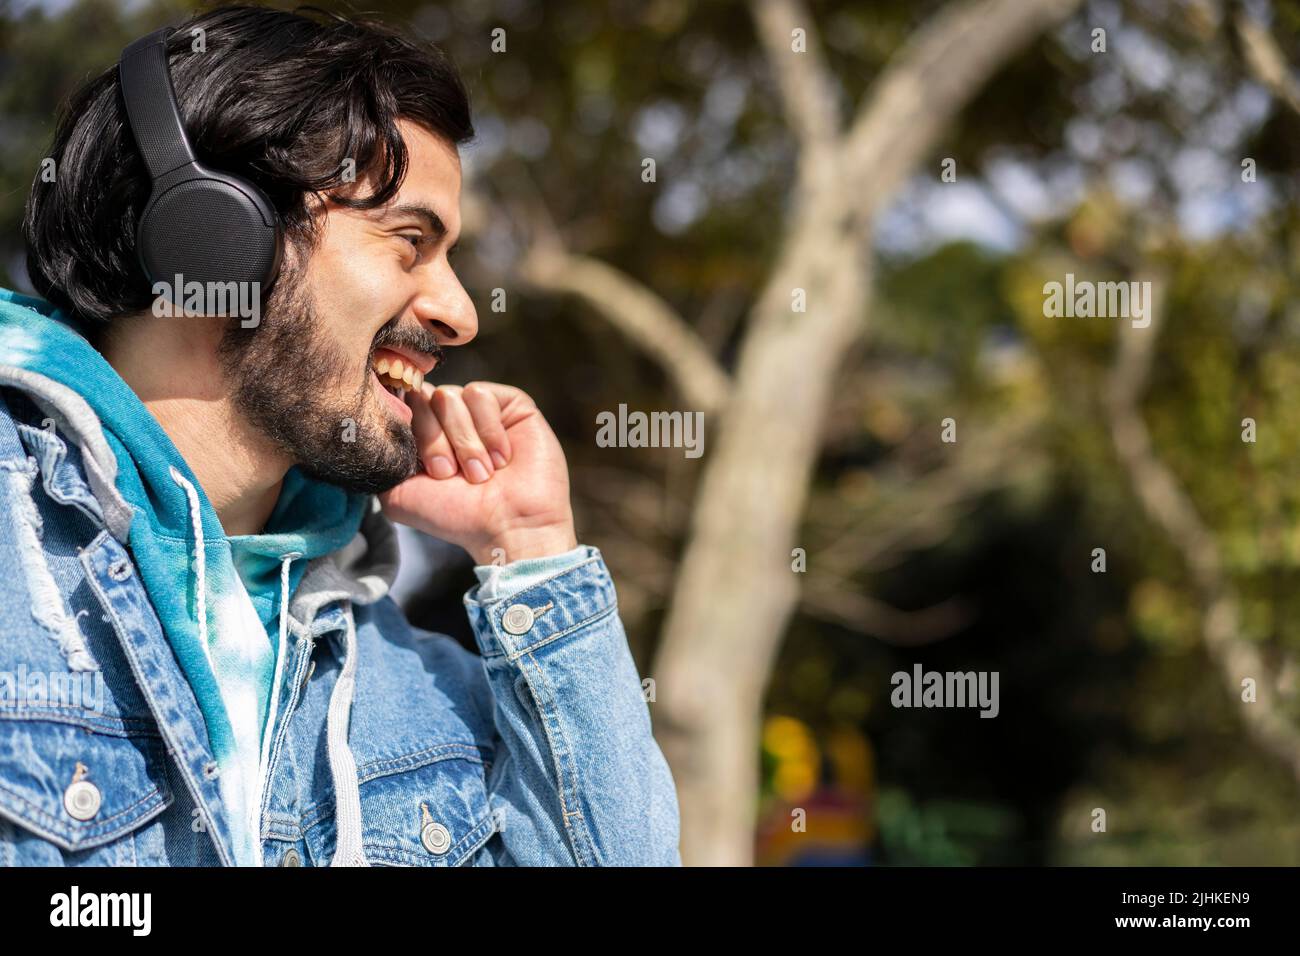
395,231,436,261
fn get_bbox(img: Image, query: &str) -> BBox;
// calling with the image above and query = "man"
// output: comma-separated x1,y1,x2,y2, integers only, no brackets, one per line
0,5,681,866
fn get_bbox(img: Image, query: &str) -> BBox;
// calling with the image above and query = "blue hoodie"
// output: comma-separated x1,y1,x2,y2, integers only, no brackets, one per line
0,287,366,865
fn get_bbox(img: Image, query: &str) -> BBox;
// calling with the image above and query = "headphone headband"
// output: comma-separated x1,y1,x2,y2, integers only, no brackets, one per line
118,28,197,181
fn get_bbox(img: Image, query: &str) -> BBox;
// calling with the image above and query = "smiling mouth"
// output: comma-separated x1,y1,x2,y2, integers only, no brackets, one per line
370,351,428,398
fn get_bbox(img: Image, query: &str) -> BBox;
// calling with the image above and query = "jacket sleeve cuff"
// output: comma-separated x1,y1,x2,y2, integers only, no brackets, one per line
462,546,615,659
467,544,593,604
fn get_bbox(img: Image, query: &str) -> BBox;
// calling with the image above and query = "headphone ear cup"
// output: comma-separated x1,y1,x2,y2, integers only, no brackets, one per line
137,173,281,297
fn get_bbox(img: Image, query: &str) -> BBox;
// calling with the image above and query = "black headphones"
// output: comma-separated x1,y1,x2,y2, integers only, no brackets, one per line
118,27,282,299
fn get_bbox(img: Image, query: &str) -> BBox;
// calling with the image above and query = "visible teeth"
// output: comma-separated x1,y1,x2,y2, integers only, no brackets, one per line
375,370,408,394
371,353,418,396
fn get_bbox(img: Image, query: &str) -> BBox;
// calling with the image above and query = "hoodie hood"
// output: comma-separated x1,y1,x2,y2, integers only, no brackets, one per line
0,286,395,865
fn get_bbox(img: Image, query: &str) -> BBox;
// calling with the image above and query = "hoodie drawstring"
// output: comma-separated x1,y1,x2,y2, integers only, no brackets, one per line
169,467,211,669
256,550,300,826
328,605,369,866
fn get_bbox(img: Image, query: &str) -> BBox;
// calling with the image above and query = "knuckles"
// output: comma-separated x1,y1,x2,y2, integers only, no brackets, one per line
428,380,540,424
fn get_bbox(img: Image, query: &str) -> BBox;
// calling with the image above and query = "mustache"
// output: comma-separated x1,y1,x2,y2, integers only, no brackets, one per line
369,321,445,370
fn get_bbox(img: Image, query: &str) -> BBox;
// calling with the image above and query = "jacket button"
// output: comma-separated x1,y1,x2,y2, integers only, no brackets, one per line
421,821,451,855
281,848,302,867
501,604,534,635
63,780,102,821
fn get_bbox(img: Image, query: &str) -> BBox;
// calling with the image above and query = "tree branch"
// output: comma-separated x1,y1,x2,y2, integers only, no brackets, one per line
478,160,733,416
1234,11,1300,117
750,0,840,169
517,244,732,415
808,408,1047,576
1103,271,1300,786
800,586,975,645
840,0,1082,225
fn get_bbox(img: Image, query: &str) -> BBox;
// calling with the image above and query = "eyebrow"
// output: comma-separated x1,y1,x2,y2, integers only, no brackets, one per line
383,202,458,251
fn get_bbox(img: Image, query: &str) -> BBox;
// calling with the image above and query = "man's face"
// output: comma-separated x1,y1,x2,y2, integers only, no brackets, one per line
217,119,477,493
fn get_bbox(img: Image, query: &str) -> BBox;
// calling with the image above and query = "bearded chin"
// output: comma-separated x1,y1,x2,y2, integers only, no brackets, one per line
216,267,420,494
290,392,419,494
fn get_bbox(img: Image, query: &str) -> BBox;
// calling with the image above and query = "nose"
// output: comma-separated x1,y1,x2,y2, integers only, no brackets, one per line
413,267,478,348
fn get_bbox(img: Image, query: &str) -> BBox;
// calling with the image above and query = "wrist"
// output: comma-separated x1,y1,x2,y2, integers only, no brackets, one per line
475,522,579,565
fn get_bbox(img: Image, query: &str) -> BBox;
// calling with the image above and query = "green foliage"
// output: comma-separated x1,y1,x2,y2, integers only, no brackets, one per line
877,788,1021,866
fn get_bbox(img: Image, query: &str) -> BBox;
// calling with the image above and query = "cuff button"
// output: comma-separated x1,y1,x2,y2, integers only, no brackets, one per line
502,603,535,635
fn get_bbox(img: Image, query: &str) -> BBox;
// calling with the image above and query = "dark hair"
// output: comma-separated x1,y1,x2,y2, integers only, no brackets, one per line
22,3,474,325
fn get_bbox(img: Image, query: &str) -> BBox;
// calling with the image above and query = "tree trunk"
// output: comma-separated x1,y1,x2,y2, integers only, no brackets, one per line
652,0,1084,868
654,210,870,865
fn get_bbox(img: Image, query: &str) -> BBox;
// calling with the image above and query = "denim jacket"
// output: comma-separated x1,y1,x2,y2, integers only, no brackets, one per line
0,372,682,866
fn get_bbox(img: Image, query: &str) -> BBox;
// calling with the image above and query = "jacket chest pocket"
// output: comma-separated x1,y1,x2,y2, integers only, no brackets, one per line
352,745,497,867
0,716,174,864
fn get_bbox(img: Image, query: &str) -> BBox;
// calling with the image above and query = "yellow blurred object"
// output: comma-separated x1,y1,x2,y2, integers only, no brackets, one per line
756,721,876,864
827,725,873,794
764,715,819,802
763,715,815,759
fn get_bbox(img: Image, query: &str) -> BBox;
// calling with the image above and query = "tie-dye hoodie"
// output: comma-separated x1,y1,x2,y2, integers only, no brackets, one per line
0,287,366,865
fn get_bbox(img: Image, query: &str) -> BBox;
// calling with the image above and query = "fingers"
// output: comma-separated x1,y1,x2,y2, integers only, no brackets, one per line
461,382,512,469
407,380,529,482
427,383,495,483
409,388,457,479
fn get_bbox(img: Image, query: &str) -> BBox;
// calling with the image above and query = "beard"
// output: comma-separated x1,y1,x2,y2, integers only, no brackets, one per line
216,254,441,494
